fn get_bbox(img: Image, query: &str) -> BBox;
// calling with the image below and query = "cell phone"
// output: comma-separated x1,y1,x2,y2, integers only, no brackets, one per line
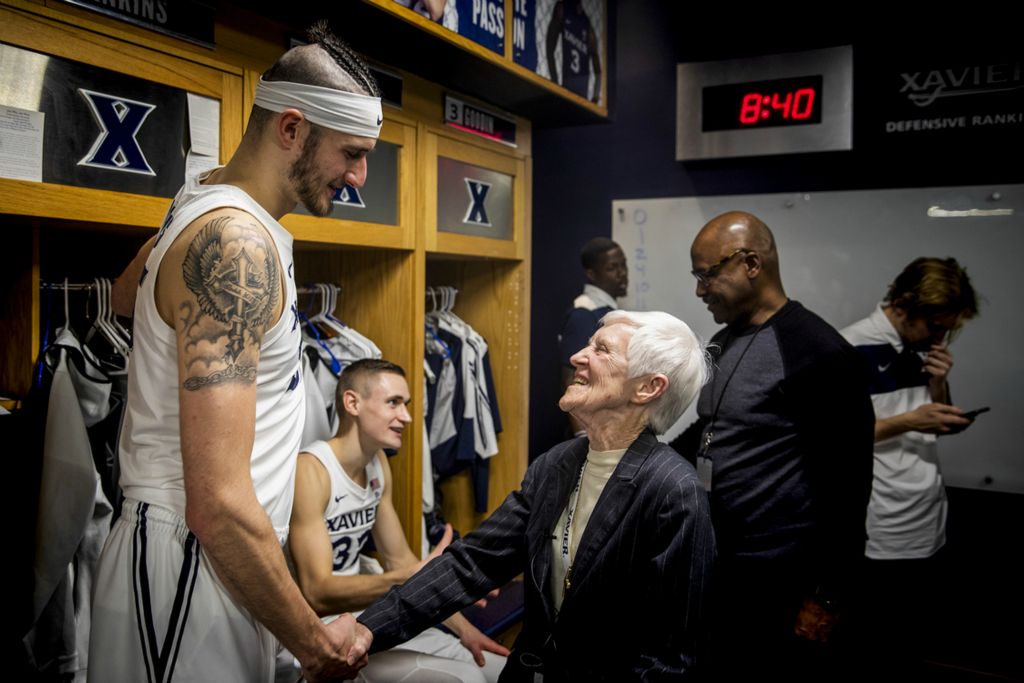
961,406,991,421
941,407,990,436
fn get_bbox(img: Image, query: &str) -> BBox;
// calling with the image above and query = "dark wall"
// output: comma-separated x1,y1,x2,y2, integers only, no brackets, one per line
528,7,1022,678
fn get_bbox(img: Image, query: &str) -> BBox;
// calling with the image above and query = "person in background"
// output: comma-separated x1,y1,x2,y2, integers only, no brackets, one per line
558,236,627,436
671,210,874,680
840,257,979,673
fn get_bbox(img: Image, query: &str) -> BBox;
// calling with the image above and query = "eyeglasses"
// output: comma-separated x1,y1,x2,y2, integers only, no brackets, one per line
691,249,752,286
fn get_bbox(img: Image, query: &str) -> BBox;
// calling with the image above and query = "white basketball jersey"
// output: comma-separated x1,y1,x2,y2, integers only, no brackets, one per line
118,169,304,541
304,440,384,576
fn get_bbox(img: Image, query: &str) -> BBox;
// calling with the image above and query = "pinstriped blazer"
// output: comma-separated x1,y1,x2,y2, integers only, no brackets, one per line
358,429,716,681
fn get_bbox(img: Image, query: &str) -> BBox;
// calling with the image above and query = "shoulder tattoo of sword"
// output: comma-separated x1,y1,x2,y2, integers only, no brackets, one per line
179,215,280,391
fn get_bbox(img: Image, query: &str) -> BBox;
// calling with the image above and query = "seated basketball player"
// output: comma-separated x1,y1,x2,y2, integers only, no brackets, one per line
284,359,509,682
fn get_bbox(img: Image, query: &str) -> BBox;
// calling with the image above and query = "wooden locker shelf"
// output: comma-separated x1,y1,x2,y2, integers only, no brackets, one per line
2,1,532,557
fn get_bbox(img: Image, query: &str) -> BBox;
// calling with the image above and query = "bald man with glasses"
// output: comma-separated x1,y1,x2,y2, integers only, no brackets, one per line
671,211,874,681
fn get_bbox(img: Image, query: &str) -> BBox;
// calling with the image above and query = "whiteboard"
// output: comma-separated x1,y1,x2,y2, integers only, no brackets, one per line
613,185,1023,494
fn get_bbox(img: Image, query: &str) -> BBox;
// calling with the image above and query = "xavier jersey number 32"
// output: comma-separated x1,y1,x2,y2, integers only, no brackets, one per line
304,441,385,576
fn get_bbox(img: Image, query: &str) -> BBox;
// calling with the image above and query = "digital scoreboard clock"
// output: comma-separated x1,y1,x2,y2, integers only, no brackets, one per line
676,47,852,160
702,75,823,131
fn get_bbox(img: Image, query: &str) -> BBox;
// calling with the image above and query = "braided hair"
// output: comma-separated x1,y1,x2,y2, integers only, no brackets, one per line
306,20,381,98
248,22,380,134
260,21,380,97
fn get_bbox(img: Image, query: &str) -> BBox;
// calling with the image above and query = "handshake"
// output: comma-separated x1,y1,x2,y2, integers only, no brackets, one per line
300,615,374,682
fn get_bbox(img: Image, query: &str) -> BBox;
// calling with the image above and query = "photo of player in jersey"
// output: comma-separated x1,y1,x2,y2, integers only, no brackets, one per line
513,0,604,105
392,0,445,22
393,0,505,55
393,0,604,103
545,0,602,103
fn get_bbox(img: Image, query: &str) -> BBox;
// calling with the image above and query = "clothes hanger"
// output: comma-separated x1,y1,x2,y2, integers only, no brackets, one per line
309,283,337,338
315,282,380,360
446,286,460,317
315,283,347,337
425,287,437,324
308,283,355,356
303,284,327,332
301,285,343,375
95,278,130,371
34,281,57,387
426,286,447,328
441,286,465,331
96,279,120,353
323,284,346,329
84,278,116,347
300,311,343,376
104,277,133,345
425,288,449,358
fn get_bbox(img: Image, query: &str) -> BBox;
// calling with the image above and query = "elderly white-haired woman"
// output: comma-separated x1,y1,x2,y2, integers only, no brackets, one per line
353,311,716,681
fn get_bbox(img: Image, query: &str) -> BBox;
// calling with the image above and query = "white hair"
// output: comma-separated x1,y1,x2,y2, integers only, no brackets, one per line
599,310,711,434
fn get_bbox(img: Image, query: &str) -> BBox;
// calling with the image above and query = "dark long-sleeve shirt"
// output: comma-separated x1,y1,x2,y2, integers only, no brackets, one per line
671,300,873,602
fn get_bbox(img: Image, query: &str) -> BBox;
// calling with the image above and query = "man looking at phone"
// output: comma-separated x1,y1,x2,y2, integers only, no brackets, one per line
840,256,979,672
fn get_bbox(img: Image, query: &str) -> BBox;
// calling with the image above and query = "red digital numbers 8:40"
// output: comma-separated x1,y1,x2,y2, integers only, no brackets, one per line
739,88,817,125
701,75,823,132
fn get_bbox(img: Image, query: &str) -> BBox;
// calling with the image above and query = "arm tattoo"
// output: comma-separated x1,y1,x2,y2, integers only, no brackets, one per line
184,364,257,390
180,216,280,391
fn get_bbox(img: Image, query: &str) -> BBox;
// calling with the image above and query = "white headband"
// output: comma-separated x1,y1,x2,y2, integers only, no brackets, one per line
253,77,382,139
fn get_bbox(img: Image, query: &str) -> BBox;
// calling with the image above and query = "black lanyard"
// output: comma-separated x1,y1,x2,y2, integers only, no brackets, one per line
699,323,765,458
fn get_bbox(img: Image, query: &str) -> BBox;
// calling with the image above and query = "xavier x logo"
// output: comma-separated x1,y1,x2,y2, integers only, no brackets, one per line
333,184,366,208
77,88,157,176
463,178,492,227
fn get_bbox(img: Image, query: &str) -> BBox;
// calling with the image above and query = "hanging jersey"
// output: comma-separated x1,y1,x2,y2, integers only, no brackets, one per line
27,328,114,679
118,169,304,542
301,346,340,447
304,440,385,576
425,327,458,450
561,1,594,99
